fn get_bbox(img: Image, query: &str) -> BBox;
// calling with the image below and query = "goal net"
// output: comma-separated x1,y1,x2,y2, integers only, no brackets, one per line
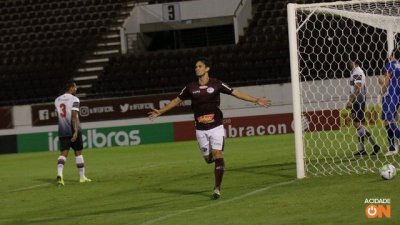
288,0,400,177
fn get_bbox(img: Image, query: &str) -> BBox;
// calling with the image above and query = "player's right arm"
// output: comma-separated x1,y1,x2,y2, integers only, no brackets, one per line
148,97,183,120
379,72,391,95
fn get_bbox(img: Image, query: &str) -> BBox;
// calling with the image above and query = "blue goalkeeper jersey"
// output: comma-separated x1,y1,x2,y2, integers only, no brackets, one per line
384,60,400,98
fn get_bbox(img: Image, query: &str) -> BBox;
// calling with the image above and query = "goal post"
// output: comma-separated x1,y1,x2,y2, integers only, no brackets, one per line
288,0,400,178
288,3,306,179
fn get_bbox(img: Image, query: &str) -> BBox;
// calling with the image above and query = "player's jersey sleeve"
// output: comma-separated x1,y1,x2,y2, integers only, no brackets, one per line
72,97,80,111
178,85,191,100
385,61,400,79
219,80,234,95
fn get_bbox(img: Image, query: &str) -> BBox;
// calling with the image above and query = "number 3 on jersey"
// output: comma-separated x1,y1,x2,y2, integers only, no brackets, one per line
59,103,67,118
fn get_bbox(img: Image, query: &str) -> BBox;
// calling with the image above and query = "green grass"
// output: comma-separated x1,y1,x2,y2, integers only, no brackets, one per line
0,134,399,225
305,126,400,176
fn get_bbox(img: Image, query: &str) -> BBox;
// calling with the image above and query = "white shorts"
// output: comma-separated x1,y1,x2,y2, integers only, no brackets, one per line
196,125,225,156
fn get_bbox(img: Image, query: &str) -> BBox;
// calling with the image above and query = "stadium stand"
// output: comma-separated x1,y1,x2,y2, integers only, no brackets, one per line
0,0,132,106
90,0,304,98
0,0,339,106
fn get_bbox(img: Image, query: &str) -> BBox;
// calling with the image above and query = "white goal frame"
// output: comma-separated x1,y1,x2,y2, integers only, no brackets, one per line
288,0,400,178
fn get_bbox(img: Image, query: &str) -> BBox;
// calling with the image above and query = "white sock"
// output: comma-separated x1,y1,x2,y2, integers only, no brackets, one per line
57,156,66,177
75,155,85,179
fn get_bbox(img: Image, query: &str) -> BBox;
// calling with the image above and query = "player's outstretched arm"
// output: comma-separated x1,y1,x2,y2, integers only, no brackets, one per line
231,89,271,108
148,97,183,120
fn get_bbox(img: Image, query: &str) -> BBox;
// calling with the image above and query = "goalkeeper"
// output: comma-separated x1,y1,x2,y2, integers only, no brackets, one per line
346,55,380,156
379,48,400,156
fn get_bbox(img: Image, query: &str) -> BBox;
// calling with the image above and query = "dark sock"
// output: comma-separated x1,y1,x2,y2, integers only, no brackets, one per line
389,123,400,139
365,131,377,146
356,127,365,152
358,136,365,152
214,158,225,190
386,125,396,151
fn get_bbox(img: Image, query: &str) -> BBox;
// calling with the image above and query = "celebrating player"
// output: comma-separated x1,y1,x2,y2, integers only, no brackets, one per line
54,81,91,186
148,57,271,199
346,55,380,156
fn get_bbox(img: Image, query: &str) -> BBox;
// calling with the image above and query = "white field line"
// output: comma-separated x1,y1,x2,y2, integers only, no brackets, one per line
140,179,297,225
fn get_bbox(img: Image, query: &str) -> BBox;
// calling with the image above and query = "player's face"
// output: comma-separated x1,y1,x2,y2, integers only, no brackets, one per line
347,60,355,70
70,83,78,95
195,61,209,77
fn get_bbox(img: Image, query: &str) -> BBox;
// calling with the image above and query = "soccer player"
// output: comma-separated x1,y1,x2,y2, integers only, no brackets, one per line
54,81,91,186
148,57,271,199
379,48,400,156
346,55,380,156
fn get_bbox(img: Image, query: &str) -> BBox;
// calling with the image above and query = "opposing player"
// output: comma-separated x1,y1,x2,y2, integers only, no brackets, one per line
148,57,271,199
346,55,380,156
54,81,91,186
379,48,400,156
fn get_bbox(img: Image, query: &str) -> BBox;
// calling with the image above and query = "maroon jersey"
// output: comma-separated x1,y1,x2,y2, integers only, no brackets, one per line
178,78,234,130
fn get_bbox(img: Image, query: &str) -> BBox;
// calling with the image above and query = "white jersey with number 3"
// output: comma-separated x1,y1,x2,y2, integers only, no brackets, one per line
350,66,366,96
55,93,81,137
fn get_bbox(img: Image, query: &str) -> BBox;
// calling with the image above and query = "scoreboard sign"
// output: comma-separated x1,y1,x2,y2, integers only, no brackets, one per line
162,3,181,21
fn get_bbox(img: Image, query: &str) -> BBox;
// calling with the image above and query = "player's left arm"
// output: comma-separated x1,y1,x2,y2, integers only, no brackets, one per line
71,109,79,142
148,97,183,120
231,89,271,108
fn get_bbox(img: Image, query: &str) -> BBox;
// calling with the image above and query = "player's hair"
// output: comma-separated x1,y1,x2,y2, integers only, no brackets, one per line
196,57,211,68
65,80,76,91
349,53,361,66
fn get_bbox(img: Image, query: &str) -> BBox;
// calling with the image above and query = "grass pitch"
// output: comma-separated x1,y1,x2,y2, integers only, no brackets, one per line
0,134,399,225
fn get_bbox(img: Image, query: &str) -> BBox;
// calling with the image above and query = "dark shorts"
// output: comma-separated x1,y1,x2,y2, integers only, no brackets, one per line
59,132,83,151
351,98,365,123
381,95,400,122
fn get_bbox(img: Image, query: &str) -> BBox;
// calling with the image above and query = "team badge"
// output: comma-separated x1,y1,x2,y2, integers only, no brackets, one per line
206,87,214,93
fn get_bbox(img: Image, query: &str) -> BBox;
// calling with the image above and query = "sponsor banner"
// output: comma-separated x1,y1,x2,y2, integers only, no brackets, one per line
340,105,381,127
17,123,174,152
0,107,13,129
0,135,17,154
303,109,340,132
173,110,340,141
31,94,192,126
174,121,196,141
17,132,49,153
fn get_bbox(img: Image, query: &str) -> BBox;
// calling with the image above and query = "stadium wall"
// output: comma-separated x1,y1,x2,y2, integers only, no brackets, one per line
0,78,382,154
124,0,243,33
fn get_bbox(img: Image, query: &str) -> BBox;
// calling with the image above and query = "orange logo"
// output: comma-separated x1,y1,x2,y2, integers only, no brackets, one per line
365,204,391,218
197,114,215,124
